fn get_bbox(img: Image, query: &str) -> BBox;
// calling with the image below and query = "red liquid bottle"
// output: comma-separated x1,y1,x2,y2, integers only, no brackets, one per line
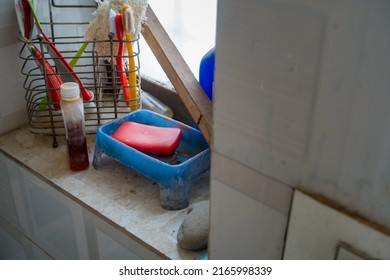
60,82,89,171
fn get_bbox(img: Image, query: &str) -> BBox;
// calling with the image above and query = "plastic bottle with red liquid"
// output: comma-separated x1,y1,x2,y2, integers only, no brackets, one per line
60,82,90,171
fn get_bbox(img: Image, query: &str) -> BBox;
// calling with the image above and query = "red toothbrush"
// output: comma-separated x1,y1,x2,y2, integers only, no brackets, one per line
27,0,94,102
31,46,63,109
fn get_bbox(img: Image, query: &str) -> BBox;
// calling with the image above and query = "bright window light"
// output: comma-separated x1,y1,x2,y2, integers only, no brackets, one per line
140,0,217,85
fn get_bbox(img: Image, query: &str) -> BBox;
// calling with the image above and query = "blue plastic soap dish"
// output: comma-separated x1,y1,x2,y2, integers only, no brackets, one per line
93,110,210,210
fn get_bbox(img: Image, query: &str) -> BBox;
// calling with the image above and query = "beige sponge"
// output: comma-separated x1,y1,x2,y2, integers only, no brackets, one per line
85,0,148,58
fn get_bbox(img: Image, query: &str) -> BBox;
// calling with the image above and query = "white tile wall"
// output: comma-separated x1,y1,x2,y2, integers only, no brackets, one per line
209,177,289,259
0,0,28,134
210,0,390,259
212,0,390,242
209,152,292,259
211,153,292,215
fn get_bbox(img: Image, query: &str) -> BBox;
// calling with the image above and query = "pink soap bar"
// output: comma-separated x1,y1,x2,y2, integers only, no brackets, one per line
112,121,182,156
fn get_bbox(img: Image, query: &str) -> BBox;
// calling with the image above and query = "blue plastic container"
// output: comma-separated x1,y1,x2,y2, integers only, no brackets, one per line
199,47,215,100
93,110,210,210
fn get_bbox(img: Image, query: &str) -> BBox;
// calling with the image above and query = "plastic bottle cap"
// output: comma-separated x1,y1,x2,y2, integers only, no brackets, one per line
60,82,80,100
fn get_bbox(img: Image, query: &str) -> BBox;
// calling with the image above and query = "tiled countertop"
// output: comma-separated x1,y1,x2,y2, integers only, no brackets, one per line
0,125,209,260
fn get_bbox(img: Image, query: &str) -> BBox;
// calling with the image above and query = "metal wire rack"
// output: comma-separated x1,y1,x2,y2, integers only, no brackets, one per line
18,0,142,148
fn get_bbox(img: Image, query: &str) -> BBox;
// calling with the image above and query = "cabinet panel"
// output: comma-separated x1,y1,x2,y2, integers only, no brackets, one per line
19,172,89,259
284,191,390,259
0,152,33,235
96,228,141,260
1,152,165,260
0,218,52,260
83,210,164,260
0,153,18,226
0,225,27,260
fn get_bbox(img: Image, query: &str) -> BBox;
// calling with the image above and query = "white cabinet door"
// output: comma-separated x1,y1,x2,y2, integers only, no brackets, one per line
1,151,165,259
0,217,52,260
83,210,165,260
0,153,20,228
284,191,390,259
18,170,89,259
0,152,89,259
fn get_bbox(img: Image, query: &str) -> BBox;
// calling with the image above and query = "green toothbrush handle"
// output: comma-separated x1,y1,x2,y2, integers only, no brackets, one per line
70,41,89,68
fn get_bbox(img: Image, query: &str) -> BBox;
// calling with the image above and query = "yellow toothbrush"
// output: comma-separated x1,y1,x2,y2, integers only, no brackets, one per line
122,5,139,111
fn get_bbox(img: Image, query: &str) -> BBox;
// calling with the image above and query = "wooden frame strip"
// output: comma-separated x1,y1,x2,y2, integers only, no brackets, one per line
141,5,212,144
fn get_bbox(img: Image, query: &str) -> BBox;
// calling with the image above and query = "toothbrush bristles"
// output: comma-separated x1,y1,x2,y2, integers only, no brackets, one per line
124,7,135,35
